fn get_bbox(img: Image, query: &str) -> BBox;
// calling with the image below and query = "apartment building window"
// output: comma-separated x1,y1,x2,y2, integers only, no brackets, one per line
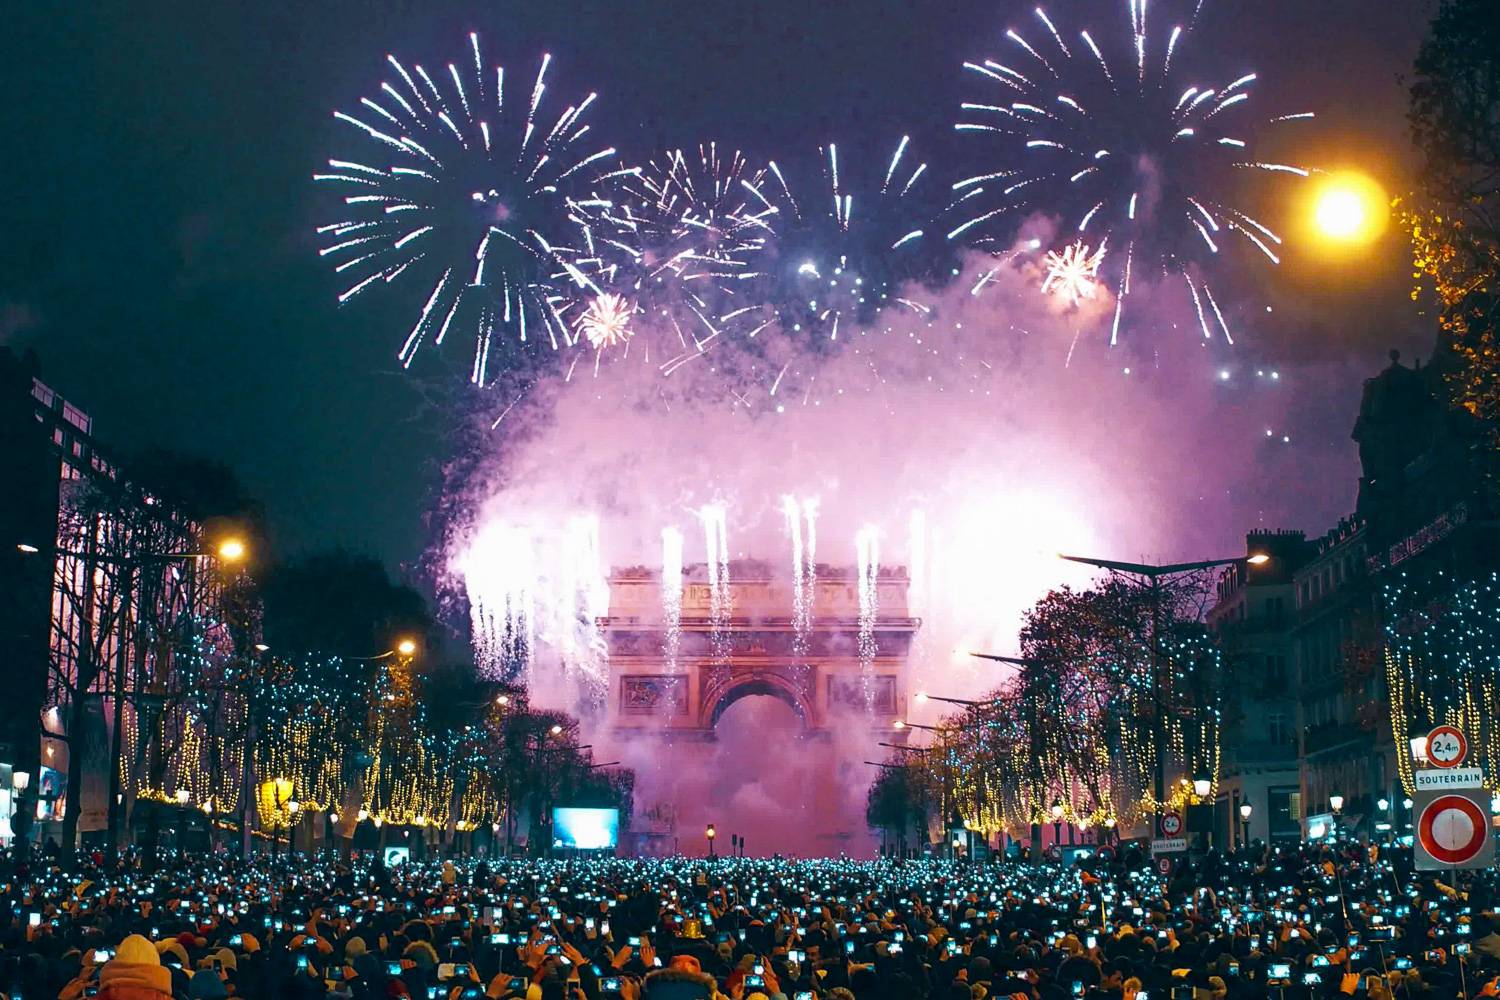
1268,713,1290,746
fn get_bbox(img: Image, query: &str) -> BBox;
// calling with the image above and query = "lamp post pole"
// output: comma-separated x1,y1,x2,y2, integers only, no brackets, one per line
971,652,1049,861
105,559,137,861
1058,552,1266,831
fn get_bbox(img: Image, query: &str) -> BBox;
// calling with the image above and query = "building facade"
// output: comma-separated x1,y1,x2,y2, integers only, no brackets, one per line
1209,530,1311,847
0,347,244,850
1210,347,1496,842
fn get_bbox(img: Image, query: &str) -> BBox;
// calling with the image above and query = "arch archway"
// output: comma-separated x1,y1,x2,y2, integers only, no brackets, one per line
706,678,811,732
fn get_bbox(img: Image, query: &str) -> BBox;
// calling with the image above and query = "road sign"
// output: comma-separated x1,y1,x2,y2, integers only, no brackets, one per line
1426,725,1469,769
1096,845,1116,862
1155,855,1174,875
1415,767,1484,791
1414,790,1495,871
1159,812,1183,837
1151,837,1188,855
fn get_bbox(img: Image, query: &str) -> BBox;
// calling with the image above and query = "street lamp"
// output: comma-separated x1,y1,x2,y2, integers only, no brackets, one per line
217,537,248,562
706,823,716,858
550,724,564,736
1377,797,1389,812
12,771,30,792
1410,736,1429,763
395,637,418,657
175,789,189,806
1193,776,1213,799
1329,794,1344,814
916,691,1001,708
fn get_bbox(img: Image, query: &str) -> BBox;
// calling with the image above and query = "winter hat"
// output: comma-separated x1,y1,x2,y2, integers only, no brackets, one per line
101,933,174,994
189,969,230,999
158,938,191,967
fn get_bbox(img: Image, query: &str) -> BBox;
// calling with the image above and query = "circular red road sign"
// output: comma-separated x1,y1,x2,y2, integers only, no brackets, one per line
1426,725,1469,769
1155,856,1173,875
1418,794,1488,865
1159,812,1183,837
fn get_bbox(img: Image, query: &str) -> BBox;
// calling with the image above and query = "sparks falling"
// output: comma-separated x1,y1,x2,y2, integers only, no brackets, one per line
855,525,880,708
784,496,820,659
701,504,732,664
661,527,684,671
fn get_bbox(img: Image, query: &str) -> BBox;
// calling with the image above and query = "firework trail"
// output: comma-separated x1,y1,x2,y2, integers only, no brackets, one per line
952,1,1312,345
317,35,631,384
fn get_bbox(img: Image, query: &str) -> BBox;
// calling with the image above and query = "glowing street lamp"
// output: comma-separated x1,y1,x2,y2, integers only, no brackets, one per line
217,538,248,562
1308,171,1388,247
12,771,30,792
1329,794,1344,814
175,789,190,806
395,637,418,657
915,691,1001,708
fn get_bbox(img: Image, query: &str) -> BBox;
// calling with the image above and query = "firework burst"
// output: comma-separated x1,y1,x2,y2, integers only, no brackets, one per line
1042,240,1107,305
317,35,630,384
580,143,772,374
952,0,1313,346
740,137,947,349
573,292,635,350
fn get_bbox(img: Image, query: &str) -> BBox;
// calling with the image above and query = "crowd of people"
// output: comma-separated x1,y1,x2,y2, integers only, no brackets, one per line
3,840,1497,1000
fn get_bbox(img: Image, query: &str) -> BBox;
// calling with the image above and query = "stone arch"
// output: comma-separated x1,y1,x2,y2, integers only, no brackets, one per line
706,677,812,732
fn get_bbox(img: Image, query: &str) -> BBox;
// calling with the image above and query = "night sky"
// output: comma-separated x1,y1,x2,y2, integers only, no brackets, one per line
1,0,1436,574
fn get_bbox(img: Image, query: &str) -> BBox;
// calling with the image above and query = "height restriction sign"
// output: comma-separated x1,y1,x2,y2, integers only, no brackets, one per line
1414,789,1495,871
1426,725,1469,769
